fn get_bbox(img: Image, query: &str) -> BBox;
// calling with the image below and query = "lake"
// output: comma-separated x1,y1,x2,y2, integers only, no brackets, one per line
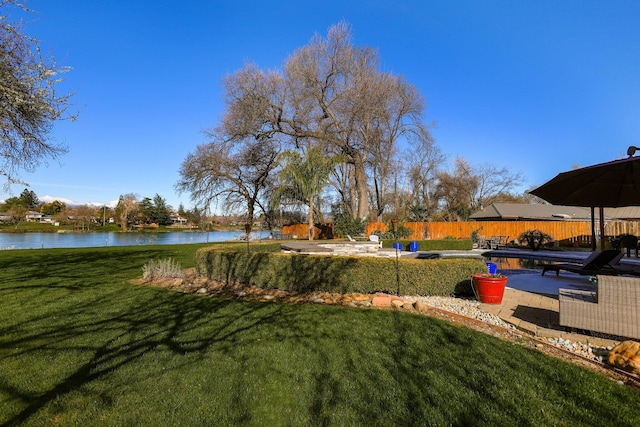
0,231,269,250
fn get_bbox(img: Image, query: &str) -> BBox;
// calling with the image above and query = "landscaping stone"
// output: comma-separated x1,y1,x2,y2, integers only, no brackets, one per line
372,295,392,307
413,300,429,311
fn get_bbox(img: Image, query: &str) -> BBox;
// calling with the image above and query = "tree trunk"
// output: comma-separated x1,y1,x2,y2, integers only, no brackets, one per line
308,197,314,241
353,154,369,219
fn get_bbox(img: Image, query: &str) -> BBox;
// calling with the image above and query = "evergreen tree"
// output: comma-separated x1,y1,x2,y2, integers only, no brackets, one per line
152,194,171,226
19,189,38,209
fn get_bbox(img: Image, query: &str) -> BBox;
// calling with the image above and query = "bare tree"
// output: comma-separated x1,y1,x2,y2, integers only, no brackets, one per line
406,130,445,219
0,1,76,187
471,162,524,209
69,204,96,231
176,132,279,238
434,158,478,221
434,158,524,220
218,22,433,221
364,74,429,221
115,193,138,231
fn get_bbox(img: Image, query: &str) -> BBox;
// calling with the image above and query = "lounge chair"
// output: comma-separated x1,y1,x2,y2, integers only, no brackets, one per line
369,234,382,248
541,249,630,276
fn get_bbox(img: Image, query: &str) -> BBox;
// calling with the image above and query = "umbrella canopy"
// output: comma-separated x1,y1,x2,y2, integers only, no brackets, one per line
530,151,640,250
530,155,640,208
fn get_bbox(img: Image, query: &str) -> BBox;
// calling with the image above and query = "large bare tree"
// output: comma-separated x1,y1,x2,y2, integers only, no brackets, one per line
217,22,432,221
0,1,76,187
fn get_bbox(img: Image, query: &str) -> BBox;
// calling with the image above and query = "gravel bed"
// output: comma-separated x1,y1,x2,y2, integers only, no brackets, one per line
410,295,612,363
411,295,516,330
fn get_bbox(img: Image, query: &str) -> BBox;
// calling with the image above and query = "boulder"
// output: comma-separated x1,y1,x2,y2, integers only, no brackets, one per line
413,300,430,311
391,299,405,308
372,295,392,307
607,340,640,374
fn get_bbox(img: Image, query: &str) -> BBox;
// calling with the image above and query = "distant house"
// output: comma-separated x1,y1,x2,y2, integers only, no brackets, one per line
25,211,53,223
0,212,11,222
470,203,640,221
25,211,44,222
169,212,188,225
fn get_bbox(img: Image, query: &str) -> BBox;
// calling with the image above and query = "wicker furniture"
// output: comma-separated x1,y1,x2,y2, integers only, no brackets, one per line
559,275,640,339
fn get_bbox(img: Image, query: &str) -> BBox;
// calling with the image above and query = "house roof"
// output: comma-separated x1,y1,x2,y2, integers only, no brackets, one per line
605,206,640,220
470,203,594,221
470,203,640,221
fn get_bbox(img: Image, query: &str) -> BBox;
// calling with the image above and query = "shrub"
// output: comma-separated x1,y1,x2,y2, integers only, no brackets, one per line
195,244,486,296
334,214,366,238
142,258,184,280
470,227,483,244
375,222,412,240
519,230,553,251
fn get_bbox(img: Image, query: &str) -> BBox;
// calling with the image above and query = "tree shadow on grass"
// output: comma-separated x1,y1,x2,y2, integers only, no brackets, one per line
0,283,313,426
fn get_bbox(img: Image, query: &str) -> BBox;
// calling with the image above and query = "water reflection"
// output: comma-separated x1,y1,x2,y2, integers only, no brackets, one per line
483,255,559,272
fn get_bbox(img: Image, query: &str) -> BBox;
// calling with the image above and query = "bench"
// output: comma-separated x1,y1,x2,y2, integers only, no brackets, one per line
559,275,640,339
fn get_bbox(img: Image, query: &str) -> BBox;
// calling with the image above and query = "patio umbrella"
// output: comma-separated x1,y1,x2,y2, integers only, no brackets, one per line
530,149,640,250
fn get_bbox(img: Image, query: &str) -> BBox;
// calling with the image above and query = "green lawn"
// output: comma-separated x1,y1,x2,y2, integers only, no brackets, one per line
0,245,638,426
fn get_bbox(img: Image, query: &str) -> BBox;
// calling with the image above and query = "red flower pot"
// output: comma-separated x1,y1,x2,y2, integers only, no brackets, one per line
471,274,508,304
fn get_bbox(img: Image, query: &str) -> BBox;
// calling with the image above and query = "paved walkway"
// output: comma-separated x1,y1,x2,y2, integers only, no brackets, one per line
480,272,620,347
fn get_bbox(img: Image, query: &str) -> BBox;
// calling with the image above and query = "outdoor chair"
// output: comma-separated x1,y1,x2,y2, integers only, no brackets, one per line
540,249,631,276
368,234,382,248
489,235,509,249
476,236,488,249
619,234,639,257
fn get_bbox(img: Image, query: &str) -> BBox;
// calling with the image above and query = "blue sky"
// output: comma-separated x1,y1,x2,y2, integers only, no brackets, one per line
4,0,640,210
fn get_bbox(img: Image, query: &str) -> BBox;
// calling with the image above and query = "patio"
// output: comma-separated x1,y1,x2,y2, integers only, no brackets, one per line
485,251,640,346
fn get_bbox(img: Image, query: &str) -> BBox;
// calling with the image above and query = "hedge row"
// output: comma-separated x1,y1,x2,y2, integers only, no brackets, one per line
380,239,474,251
194,243,487,297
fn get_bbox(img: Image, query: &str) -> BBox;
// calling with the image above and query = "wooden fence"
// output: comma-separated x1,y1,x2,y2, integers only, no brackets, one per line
283,220,640,246
365,221,594,245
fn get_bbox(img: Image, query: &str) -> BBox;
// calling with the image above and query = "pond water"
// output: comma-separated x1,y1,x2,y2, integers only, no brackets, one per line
484,255,543,271
483,251,585,273
0,231,270,250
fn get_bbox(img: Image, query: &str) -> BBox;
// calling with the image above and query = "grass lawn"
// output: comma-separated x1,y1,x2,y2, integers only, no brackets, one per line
0,244,638,426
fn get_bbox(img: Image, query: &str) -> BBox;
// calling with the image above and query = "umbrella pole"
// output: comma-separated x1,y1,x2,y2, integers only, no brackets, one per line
599,207,605,251
591,207,596,251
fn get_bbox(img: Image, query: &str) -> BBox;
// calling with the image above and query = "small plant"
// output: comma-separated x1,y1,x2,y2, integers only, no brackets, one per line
470,227,483,244
333,213,366,238
473,273,506,278
519,229,553,251
142,257,184,280
377,222,412,240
